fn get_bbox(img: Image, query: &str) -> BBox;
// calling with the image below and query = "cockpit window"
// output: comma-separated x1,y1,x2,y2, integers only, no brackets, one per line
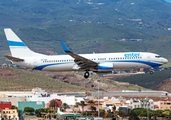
155,55,161,58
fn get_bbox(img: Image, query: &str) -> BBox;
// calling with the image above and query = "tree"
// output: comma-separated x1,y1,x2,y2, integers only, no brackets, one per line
44,108,52,113
49,99,59,111
24,107,34,115
82,111,90,117
89,106,96,116
89,106,96,112
112,106,116,118
99,109,105,117
35,108,45,117
73,102,79,112
12,105,18,109
75,102,79,108
128,110,140,120
61,103,70,112
107,109,114,118
78,101,86,112
153,110,163,118
162,110,171,119
133,108,146,117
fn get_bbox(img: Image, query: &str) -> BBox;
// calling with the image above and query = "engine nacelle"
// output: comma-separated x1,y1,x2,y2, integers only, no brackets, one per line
98,62,114,71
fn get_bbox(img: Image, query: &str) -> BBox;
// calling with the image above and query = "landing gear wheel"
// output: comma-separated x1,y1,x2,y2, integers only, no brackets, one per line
150,70,154,74
84,71,89,79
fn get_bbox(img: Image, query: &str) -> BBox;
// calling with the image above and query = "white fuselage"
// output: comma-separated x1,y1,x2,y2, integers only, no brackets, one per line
12,52,168,72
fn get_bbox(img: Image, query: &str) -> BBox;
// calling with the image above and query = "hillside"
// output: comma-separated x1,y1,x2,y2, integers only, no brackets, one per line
0,0,171,92
0,67,149,92
112,69,171,92
1,25,171,64
1,67,171,93
1,0,171,64
0,68,88,92
0,0,171,30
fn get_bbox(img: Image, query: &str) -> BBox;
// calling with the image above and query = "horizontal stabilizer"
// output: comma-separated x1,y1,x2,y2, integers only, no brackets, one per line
4,55,24,62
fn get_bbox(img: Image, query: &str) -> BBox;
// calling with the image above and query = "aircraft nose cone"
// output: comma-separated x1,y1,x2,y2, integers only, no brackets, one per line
163,58,168,64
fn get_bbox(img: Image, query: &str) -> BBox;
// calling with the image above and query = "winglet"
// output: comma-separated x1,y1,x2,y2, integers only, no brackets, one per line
60,40,71,53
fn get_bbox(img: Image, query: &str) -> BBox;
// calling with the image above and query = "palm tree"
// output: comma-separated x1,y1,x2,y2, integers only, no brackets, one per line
78,101,86,112
89,106,96,111
49,99,59,111
73,102,79,112
61,103,70,112
99,109,105,117
89,106,97,116
112,105,116,118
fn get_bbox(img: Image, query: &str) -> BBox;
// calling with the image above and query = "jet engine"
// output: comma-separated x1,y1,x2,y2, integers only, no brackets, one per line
97,62,114,71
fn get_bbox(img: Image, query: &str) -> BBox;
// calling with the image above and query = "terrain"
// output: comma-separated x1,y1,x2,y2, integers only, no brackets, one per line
112,69,171,92
0,0,171,30
0,67,148,92
0,0,171,92
1,0,171,64
1,67,171,93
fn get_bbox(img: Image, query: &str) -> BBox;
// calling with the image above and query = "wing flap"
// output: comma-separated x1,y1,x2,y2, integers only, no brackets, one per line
5,55,24,62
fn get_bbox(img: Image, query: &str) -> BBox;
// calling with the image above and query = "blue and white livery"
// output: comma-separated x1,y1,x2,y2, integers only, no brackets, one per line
4,28,168,78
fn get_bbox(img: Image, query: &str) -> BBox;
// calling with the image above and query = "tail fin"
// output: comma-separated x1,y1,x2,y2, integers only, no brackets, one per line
4,28,46,58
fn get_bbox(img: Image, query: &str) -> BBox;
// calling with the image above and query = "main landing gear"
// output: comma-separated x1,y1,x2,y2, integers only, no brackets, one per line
84,71,89,79
150,68,154,74
150,70,154,74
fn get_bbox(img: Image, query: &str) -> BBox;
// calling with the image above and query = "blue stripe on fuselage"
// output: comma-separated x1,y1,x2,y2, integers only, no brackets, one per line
33,62,70,70
33,64,56,70
110,60,162,68
8,40,26,47
33,60,162,71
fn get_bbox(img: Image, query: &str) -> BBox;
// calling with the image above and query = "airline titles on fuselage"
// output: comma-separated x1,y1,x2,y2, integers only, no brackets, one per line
40,53,142,64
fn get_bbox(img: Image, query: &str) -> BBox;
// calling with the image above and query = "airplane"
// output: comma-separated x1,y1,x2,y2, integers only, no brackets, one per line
4,28,168,79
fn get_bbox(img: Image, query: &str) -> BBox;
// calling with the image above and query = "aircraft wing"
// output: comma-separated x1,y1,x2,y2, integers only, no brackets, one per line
4,55,24,62
60,41,98,70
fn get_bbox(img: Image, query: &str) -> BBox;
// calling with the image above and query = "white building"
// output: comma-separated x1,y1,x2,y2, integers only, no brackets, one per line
128,98,154,110
0,88,85,108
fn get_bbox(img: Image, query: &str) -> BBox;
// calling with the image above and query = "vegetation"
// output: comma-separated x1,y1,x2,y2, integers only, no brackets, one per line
24,107,34,115
35,108,52,117
61,103,70,112
0,67,92,92
113,69,171,90
17,102,171,119
49,100,59,111
99,109,105,117
1,0,171,66
0,67,150,92
0,1,171,92
0,0,171,30
76,101,87,112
